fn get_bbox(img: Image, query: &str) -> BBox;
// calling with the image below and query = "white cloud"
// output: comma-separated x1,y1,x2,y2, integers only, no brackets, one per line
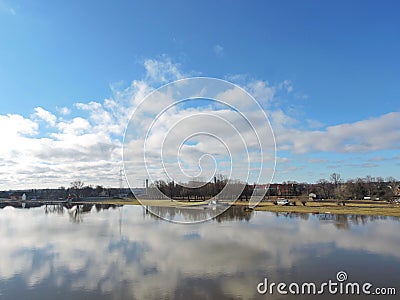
57,106,71,115
0,106,123,189
306,118,324,129
56,117,90,135
246,80,275,105
144,56,183,83
0,114,38,137
32,107,57,126
278,79,293,93
74,101,127,136
277,112,400,154
221,77,289,108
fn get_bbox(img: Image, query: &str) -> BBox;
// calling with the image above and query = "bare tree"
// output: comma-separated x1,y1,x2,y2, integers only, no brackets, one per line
316,179,333,199
330,173,342,187
330,173,342,199
364,175,375,197
70,180,85,199
70,180,84,190
349,178,367,200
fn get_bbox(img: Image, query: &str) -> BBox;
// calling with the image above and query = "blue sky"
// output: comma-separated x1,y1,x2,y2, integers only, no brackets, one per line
0,0,399,188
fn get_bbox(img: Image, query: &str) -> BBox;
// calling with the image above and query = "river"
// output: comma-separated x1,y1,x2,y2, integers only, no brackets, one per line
0,205,399,299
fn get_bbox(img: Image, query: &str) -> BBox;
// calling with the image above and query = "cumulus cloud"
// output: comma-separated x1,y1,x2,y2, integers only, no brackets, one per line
144,56,184,83
277,112,400,154
57,106,71,115
278,79,293,93
246,80,275,105
0,105,123,189
0,114,38,137
31,107,57,126
56,117,91,135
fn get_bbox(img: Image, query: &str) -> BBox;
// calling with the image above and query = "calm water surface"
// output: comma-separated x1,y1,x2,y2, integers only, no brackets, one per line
0,205,399,299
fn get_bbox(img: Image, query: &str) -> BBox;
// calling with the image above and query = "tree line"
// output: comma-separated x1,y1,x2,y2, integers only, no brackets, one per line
148,173,399,201
311,173,398,201
26,173,397,202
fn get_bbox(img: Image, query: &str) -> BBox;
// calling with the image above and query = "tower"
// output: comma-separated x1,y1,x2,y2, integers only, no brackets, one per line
119,168,124,195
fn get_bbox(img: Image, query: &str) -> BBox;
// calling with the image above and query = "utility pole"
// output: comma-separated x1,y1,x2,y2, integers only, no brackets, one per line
119,168,124,197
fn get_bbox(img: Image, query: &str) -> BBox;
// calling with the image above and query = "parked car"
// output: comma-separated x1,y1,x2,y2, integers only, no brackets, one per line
276,199,290,206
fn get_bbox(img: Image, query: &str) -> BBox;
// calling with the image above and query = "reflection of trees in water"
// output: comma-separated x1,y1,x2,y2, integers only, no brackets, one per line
272,212,400,230
333,214,350,230
64,204,120,223
143,206,254,223
67,205,86,223
214,207,253,222
95,204,119,212
317,213,400,230
44,204,64,215
2,203,400,227
143,206,219,222
273,212,310,221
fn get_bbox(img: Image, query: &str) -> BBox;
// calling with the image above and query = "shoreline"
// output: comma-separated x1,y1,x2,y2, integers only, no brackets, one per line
103,199,400,217
245,201,400,217
2,198,400,217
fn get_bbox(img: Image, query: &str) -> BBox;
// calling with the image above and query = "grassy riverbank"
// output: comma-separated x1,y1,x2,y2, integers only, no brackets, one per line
86,199,208,207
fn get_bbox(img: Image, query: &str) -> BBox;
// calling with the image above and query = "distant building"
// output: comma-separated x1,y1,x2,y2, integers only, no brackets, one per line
0,191,9,199
253,184,268,196
9,192,24,200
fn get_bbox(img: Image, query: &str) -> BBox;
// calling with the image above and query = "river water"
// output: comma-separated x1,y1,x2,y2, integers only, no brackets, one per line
0,204,399,299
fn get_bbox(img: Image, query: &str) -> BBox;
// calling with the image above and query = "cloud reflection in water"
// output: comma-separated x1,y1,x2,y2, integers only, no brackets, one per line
0,205,400,299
